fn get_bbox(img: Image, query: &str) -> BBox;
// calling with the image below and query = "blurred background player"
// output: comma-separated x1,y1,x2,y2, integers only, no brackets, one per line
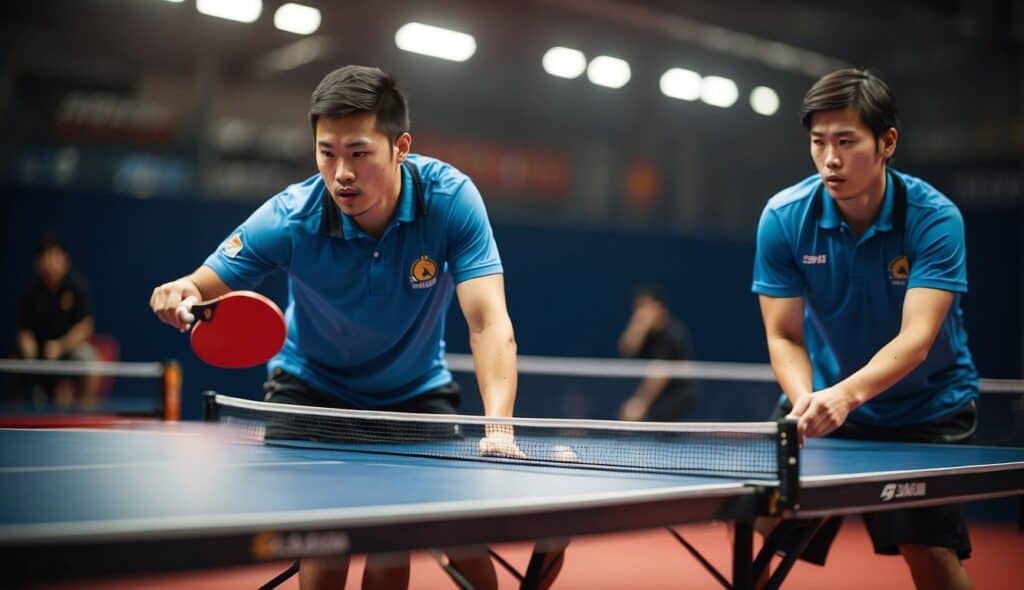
618,285,695,421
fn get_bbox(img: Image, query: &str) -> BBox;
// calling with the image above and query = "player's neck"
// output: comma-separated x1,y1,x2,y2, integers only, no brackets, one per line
835,170,887,237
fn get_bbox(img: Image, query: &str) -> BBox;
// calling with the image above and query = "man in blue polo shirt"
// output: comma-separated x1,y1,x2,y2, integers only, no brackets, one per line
753,68,978,589
150,65,538,590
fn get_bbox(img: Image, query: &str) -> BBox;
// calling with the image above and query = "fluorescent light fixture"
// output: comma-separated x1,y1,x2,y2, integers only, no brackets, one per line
255,36,331,75
750,85,780,116
542,47,587,79
395,22,476,62
660,68,702,101
586,55,631,89
274,3,321,35
196,0,262,24
700,75,739,108
161,0,185,3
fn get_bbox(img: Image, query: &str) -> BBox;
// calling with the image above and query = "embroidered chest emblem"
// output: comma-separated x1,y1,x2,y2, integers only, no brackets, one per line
59,291,75,312
409,256,438,289
888,255,910,285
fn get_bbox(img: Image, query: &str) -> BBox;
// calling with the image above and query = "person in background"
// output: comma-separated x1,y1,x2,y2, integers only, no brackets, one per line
17,233,99,408
752,68,978,589
618,285,695,421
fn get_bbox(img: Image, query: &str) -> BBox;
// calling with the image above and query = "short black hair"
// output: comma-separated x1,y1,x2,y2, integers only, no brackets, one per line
800,68,900,141
632,284,667,306
309,65,410,152
35,232,65,258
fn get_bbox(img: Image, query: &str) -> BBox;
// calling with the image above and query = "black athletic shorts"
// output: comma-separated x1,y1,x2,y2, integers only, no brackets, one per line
646,387,697,422
262,368,462,442
770,398,977,564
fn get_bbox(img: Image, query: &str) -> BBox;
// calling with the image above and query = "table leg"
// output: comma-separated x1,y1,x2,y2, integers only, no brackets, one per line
733,521,754,590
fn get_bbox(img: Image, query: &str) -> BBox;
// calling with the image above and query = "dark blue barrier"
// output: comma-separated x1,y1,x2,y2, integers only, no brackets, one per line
2,185,1020,420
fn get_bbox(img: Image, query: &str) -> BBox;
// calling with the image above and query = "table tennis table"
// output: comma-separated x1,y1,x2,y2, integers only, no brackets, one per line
2,394,1023,589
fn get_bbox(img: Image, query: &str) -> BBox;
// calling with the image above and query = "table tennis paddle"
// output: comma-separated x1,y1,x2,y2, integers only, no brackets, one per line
188,291,286,369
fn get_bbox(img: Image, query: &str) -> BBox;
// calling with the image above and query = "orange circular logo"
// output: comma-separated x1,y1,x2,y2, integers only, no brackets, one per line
410,256,437,283
889,255,910,280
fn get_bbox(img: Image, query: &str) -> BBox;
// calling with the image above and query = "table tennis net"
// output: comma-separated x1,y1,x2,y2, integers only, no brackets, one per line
210,394,780,480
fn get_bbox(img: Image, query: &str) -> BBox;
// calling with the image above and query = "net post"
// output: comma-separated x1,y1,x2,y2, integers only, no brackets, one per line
161,360,182,422
202,391,220,422
775,418,800,513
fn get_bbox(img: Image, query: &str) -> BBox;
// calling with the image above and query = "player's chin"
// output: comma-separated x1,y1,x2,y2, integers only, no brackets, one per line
336,200,371,217
823,185,851,200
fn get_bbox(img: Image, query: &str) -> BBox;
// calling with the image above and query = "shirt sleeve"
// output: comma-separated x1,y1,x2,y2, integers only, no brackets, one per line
446,178,503,283
203,197,293,290
751,207,804,297
906,204,968,293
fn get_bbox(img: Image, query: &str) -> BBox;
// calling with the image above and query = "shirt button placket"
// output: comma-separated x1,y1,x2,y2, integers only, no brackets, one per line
369,250,382,295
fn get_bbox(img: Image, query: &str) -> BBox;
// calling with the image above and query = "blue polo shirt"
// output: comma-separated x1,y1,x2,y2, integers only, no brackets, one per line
752,169,978,426
204,154,503,407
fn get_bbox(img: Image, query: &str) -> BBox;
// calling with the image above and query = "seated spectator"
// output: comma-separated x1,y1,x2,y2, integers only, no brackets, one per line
16,234,99,408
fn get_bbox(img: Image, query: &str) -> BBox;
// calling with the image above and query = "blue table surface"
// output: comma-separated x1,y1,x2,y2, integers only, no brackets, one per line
1,425,1022,532
798,437,1024,481
0,426,744,531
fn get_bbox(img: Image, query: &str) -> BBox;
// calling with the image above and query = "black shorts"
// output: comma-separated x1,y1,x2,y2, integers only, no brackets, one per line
262,368,462,442
770,398,977,564
646,387,696,421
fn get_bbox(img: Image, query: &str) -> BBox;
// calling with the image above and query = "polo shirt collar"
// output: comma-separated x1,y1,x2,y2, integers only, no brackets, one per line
817,170,896,232
873,171,897,232
395,163,417,224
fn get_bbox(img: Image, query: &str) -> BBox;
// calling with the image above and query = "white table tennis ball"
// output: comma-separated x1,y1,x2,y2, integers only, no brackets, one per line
551,445,579,462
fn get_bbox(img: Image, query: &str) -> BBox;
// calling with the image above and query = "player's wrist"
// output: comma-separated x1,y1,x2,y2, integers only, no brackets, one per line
178,277,202,299
835,384,865,410
481,394,515,419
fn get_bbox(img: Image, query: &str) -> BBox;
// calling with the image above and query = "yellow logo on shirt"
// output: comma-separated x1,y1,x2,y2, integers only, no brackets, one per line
409,255,438,289
59,291,75,312
888,255,910,285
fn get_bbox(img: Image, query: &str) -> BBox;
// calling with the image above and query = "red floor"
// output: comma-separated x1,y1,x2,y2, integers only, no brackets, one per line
48,520,1023,589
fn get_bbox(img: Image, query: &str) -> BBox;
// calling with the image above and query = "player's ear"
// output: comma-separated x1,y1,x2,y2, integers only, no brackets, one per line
394,132,412,163
881,127,898,160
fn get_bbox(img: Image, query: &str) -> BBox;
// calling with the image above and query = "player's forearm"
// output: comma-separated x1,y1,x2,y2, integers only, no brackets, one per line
618,321,647,357
468,319,517,418
633,375,670,402
59,317,94,352
188,266,232,300
16,330,37,359
834,332,932,407
765,335,814,404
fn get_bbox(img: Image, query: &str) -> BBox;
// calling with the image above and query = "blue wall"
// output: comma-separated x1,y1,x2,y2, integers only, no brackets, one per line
2,185,1020,420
